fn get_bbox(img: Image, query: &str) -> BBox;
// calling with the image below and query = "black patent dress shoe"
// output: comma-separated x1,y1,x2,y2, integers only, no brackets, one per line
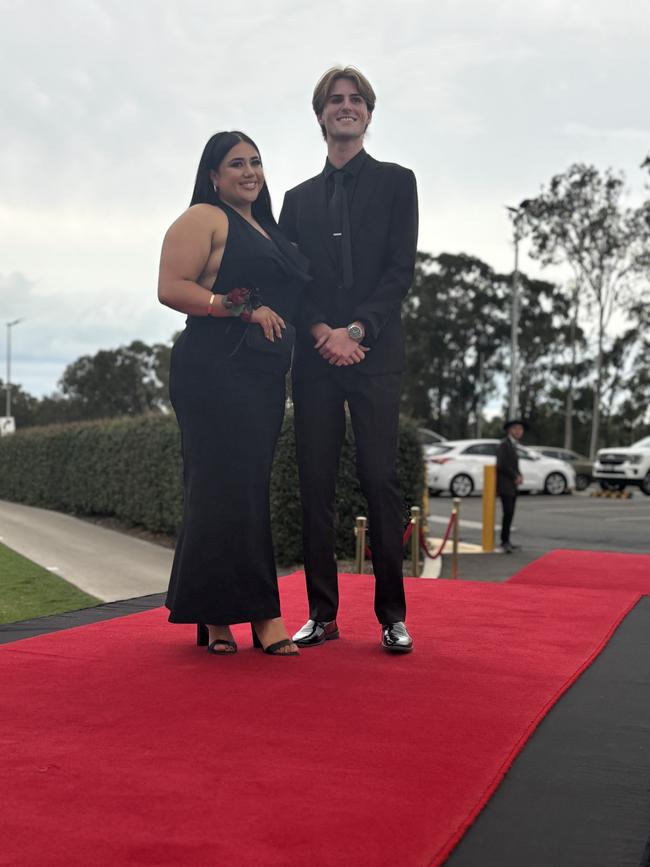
292,619,339,647
381,622,413,654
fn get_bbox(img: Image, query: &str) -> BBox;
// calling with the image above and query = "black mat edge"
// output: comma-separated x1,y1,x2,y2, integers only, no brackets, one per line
0,593,166,644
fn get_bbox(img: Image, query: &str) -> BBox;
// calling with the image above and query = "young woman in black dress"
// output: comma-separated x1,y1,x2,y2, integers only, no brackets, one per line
158,131,309,656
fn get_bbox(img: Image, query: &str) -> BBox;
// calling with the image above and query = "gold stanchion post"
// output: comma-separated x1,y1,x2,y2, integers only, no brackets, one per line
451,497,461,579
354,516,367,574
411,506,421,577
422,462,429,516
482,465,496,552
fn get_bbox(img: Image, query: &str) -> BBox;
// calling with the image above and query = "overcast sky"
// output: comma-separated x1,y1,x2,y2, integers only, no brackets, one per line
1,0,649,397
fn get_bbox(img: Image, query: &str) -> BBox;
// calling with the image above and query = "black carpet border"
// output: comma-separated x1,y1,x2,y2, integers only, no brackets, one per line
0,593,166,644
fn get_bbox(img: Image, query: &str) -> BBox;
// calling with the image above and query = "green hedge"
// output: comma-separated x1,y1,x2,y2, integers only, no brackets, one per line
0,412,423,566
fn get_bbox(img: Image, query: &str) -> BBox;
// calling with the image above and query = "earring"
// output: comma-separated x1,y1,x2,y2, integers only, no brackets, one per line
213,183,218,193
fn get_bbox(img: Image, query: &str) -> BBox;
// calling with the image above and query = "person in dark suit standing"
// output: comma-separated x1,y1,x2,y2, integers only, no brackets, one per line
279,66,418,653
496,419,526,553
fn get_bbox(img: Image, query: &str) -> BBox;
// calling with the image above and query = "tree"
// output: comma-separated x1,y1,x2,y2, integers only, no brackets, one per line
638,153,650,275
0,379,38,429
520,163,646,458
401,252,509,438
59,339,171,420
514,272,579,432
603,299,650,442
401,253,567,441
29,394,81,427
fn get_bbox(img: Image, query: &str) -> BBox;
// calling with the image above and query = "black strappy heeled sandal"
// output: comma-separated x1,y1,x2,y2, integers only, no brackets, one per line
207,638,237,655
197,624,237,654
251,626,299,656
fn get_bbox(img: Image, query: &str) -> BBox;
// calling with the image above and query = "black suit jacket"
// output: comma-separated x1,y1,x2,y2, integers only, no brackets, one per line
279,154,418,378
496,437,520,497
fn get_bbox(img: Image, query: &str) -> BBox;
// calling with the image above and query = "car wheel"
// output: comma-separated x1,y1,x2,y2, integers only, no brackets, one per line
640,473,650,496
575,474,590,491
599,480,626,492
544,472,567,495
450,473,474,497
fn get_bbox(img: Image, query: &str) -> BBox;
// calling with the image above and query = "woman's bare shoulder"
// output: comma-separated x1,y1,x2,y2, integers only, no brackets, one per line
180,203,228,227
165,203,228,240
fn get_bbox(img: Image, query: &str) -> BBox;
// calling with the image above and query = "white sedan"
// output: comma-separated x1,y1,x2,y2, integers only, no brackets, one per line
426,439,576,497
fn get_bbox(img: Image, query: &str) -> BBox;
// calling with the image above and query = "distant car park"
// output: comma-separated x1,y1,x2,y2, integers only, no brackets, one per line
426,439,576,497
534,447,593,491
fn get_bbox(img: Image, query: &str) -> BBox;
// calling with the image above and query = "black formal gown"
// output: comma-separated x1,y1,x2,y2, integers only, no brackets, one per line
165,202,309,626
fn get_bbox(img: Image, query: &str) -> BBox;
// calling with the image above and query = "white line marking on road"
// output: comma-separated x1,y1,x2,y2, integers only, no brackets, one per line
536,507,640,515
428,516,502,531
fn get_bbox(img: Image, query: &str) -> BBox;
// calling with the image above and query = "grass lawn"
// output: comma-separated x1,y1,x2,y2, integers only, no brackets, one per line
0,542,99,624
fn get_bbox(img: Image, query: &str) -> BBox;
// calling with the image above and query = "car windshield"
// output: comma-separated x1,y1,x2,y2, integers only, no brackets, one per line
632,436,650,449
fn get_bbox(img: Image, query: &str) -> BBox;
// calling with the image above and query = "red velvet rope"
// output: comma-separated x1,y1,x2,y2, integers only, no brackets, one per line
419,513,456,560
362,511,456,562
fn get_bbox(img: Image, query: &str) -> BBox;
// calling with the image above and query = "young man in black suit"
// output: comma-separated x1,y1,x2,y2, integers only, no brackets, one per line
496,419,526,553
279,66,418,653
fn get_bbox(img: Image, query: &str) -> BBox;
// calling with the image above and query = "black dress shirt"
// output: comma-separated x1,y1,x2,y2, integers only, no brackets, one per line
323,148,368,205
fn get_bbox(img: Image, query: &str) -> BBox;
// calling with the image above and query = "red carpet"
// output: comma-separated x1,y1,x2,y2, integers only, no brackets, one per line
509,549,650,593
0,574,639,867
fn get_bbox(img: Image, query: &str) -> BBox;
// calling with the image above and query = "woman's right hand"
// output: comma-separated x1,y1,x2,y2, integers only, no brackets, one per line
250,306,285,342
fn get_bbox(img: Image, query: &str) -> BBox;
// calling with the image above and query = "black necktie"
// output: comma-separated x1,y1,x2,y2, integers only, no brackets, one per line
329,170,354,291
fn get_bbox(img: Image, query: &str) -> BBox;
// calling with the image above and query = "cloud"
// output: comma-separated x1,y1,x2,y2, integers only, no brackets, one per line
562,123,650,142
1,0,649,398
1,269,180,396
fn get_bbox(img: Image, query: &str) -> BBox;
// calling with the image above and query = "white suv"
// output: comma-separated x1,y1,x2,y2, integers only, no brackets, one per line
593,436,650,495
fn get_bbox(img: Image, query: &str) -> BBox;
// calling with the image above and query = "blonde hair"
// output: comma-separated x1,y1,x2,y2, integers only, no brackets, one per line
312,66,376,140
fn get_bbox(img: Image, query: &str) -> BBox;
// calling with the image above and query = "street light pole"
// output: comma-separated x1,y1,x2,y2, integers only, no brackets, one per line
5,319,23,418
506,207,522,419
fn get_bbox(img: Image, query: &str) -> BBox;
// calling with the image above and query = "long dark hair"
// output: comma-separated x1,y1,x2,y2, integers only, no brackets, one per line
189,131,276,227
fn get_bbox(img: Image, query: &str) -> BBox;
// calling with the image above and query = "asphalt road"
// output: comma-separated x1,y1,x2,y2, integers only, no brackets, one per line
429,488,650,555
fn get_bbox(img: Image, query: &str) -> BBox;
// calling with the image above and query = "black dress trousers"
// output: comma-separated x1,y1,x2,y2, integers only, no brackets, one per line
293,367,406,625
499,495,517,544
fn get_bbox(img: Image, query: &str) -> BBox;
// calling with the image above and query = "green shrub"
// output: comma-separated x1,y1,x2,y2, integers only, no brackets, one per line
0,412,423,566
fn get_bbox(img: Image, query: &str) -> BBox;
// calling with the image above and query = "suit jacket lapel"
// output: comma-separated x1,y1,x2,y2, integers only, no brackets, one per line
350,156,381,242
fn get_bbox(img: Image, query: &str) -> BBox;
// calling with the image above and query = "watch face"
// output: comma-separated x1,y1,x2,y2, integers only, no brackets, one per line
348,324,363,341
